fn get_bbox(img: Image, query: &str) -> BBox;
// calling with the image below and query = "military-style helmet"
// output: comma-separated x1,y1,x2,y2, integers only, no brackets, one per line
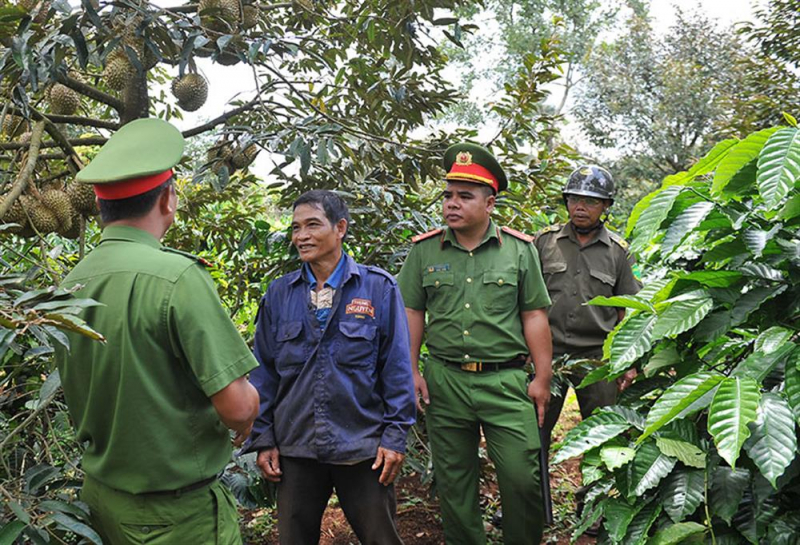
563,165,615,202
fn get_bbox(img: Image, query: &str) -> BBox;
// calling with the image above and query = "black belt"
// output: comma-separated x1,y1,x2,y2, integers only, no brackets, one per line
142,475,217,497
441,358,526,373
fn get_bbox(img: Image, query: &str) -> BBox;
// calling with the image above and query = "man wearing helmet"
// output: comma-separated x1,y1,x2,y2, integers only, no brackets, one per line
534,165,641,455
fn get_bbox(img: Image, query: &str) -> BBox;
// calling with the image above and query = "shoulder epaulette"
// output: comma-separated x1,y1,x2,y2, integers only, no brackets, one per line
161,247,213,268
501,226,534,243
607,230,630,251
411,228,443,243
365,265,396,282
540,224,561,235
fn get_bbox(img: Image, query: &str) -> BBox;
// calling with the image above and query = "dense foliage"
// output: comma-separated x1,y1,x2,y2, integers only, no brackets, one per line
554,117,800,544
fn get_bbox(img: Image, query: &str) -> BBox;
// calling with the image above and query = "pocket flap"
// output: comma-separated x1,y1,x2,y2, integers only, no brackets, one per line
422,272,454,288
543,262,568,274
277,321,303,342
483,270,518,287
339,321,377,340
589,268,615,286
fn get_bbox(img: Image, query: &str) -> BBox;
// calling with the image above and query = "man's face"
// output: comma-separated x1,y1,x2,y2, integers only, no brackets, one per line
565,194,609,230
291,203,346,264
442,181,495,231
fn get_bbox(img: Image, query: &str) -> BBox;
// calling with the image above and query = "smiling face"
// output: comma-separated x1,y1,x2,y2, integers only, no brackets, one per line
291,203,346,265
565,194,610,230
442,181,495,232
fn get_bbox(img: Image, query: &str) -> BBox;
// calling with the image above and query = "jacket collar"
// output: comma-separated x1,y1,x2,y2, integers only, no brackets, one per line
99,225,162,249
290,253,361,286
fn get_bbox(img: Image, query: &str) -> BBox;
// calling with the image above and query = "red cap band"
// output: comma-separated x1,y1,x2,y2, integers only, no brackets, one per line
446,163,499,193
93,170,174,201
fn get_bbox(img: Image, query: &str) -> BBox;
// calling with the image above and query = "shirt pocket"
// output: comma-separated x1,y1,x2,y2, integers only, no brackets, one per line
336,321,378,368
481,269,519,311
275,321,306,368
588,267,616,297
422,271,455,313
542,261,567,293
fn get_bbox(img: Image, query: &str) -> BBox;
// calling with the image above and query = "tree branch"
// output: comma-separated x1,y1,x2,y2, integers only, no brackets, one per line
56,73,125,113
0,120,45,218
0,137,106,152
182,99,260,137
40,113,119,130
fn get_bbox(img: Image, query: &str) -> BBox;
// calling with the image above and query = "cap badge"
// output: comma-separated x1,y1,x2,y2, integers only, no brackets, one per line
455,151,473,166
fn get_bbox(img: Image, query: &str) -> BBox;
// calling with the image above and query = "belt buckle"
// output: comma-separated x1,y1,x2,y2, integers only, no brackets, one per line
461,362,481,372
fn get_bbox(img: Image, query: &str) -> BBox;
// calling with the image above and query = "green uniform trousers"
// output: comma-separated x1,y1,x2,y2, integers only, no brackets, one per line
425,360,544,545
81,475,242,545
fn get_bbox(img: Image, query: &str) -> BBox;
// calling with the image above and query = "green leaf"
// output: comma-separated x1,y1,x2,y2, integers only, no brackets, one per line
585,295,654,312
712,128,778,194
37,369,60,405
605,498,642,542
629,440,676,496
733,343,794,383
650,521,706,545
580,449,604,485
44,312,105,342
621,501,661,545
743,393,798,488
661,201,715,255
553,411,632,463
49,512,102,545
784,349,800,424
754,326,793,354
643,345,681,377
779,193,800,220
655,437,706,469
688,138,739,177
694,310,732,342
640,372,725,442
630,185,683,252
652,292,713,340
601,445,636,470
711,466,750,524
0,521,26,545
731,285,787,326
660,468,705,523
757,127,800,207
575,363,611,389
783,112,798,127
609,312,657,373
739,263,784,282
679,270,743,288
708,377,761,468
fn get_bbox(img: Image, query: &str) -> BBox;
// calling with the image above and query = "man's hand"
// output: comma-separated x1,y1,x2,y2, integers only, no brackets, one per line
233,425,252,447
372,447,405,486
616,368,638,392
527,375,551,427
413,373,430,411
257,448,282,482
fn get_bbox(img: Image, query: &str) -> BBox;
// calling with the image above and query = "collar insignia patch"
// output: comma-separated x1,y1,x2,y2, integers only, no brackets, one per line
346,298,375,318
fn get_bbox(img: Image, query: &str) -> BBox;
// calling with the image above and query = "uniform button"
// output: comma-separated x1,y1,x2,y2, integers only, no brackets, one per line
498,279,504,285
435,280,440,287
464,330,469,336
467,277,472,283
465,303,470,309
141,527,151,534
469,252,473,257
566,333,572,338
576,269,581,274
573,291,578,295
464,354,470,359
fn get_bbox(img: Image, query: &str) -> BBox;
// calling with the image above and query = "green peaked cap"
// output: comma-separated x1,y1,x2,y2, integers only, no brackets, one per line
76,118,185,184
443,142,508,193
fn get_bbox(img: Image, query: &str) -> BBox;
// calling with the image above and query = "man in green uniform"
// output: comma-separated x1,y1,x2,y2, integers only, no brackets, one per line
534,165,641,455
54,118,260,544
398,143,553,545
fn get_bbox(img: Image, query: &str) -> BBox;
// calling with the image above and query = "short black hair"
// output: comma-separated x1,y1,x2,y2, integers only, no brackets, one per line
97,178,173,224
293,190,351,235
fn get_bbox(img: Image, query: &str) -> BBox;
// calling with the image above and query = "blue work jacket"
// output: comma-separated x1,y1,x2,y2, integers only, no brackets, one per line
247,254,416,462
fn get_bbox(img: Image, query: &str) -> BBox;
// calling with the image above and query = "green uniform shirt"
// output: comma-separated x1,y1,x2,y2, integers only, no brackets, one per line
55,226,258,494
534,222,641,358
397,221,551,363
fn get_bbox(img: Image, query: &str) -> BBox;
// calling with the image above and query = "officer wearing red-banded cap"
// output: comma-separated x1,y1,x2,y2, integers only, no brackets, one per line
55,118,260,544
398,142,553,544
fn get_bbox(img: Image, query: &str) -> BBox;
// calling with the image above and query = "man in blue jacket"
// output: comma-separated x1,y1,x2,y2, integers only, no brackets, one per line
246,190,416,545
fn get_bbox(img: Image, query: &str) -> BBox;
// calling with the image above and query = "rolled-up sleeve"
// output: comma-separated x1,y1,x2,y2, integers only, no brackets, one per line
377,282,416,452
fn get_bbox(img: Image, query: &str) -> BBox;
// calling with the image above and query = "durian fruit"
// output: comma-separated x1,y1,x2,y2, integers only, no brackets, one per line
171,74,209,112
22,195,59,234
207,139,235,174
231,142,258,169
19,131,31,144
40,189,74,232
198,0,241,33
241,5,260,30
2,115,26,138
1,194,27,232
59,210,82,239
215,50,241,66
67,182,98,215
104,51,136,91
48,83,81,115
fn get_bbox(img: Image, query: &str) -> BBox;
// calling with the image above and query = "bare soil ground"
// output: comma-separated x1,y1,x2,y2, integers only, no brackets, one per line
242,391,594,544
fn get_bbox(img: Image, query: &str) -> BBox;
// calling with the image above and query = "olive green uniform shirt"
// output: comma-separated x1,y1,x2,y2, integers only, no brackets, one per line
55,226,258,494
397,221,551,363
534,222,641,357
